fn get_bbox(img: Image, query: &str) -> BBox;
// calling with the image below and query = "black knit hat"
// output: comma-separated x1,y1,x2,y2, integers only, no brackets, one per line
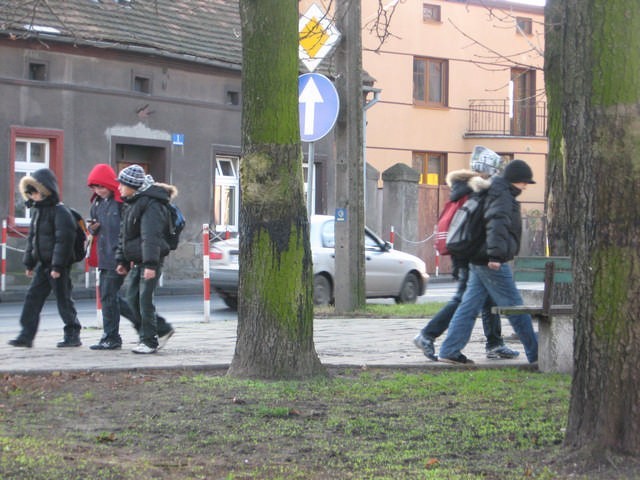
503,160,536,184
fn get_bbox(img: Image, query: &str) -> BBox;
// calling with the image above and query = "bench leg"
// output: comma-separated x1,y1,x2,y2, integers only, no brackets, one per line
537,314,573,374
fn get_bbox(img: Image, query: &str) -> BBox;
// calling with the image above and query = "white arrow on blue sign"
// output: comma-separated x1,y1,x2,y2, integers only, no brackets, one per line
298,73,340,143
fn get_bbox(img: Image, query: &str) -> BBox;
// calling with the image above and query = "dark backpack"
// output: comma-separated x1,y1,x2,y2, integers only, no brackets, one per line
166,203,186,250
66,207,89,263
434,194,469,256
445,192,487,258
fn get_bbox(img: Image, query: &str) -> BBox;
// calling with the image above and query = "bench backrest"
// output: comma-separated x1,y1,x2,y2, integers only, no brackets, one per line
513,256,572,315
512,256,572,283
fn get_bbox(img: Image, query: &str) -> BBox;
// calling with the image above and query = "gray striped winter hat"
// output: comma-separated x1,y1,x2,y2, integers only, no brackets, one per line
117,164,145,189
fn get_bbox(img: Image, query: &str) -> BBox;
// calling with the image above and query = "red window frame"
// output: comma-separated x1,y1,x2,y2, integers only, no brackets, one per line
8,126,64,234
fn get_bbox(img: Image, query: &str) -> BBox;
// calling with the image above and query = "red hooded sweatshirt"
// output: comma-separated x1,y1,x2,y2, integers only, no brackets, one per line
87,164,122,203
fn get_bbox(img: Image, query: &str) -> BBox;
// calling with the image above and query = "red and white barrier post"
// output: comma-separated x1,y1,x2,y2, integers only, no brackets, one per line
95,268,102,323
202,223,210,323
389,225,395,247
85,257,90,289
1,219,6,292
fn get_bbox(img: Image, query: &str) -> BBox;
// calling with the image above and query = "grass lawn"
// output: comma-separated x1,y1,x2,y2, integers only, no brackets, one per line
1,367,582,479
2,302,637,478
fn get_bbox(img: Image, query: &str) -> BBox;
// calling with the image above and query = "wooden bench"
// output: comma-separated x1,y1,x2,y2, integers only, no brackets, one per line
492,256,573,373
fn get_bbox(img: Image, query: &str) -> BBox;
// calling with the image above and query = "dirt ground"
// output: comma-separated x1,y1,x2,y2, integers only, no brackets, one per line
2,367,639,479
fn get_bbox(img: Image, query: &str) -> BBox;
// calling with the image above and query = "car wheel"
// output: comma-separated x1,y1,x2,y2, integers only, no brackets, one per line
313,274,333,306
222,296,238,310
395,273,419,304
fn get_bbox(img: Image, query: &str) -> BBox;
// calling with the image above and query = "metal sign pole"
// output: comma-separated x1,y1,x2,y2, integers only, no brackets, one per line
306,142,315,217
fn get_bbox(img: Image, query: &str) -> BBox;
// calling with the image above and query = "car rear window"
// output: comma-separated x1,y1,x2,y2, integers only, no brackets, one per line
321,220,335,248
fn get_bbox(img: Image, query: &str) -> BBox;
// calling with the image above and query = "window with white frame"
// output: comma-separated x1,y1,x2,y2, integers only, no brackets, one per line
214,155,239,232
14,138,50,225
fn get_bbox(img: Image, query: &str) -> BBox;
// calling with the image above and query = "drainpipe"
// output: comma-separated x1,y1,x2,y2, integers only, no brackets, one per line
363,86,381,218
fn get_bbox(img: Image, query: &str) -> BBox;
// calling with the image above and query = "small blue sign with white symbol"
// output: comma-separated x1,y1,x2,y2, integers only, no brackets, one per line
299,73,340,143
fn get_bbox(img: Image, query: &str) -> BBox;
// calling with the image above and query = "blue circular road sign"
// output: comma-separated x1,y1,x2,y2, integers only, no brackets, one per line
298,73,340,143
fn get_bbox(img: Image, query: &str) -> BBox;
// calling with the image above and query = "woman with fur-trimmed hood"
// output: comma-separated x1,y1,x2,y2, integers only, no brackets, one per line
8,168,82,349
115,165,177,354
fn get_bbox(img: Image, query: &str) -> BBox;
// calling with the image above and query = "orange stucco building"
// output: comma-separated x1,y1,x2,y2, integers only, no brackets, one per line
301,0,547,215
360,0,546,213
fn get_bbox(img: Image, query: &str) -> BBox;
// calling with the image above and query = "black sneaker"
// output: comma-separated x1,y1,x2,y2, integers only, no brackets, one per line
439,354,475,365
57,338,82,348
9,338,33,348
90,339,122,350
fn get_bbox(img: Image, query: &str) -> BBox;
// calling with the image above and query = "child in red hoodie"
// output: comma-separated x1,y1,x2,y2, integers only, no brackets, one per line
87,164,174,350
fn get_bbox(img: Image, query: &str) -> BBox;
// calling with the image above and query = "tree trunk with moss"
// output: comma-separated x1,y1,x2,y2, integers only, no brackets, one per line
543,0,571,258
546,0,640,455
228,0,325,379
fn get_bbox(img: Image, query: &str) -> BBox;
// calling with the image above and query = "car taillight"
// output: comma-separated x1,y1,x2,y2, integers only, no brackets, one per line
210,249,223,260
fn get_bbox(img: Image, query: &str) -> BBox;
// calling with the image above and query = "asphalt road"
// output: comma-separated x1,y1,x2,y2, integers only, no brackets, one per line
0,282,460,334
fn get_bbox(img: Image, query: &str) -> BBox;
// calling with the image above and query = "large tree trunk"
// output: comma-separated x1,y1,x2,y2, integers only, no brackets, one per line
543,0,571,258
547,0,640,456
228,0,325,379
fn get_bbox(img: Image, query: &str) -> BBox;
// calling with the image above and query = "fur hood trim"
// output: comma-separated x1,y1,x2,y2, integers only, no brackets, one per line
446,169,477,187
152,182,178,200
137,182,178,201
469,175,492,193
19,176,51,200
446,169,493,190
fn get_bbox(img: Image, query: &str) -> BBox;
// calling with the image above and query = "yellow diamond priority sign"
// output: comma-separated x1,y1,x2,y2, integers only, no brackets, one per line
299,3,341,73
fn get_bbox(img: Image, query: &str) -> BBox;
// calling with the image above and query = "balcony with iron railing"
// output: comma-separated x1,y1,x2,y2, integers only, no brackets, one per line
467,99,547,137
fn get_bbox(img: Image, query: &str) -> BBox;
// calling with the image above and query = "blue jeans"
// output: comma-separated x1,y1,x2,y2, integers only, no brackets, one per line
123,264,161,349
421,267,503,349
439,263,538,363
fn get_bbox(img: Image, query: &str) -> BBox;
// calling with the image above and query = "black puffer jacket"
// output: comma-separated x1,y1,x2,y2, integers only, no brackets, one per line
116,183,177,270
469,175,523,265
19,168,76,272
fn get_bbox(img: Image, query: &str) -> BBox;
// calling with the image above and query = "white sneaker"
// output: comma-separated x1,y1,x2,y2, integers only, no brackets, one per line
157,329,175,350
132,343,158,354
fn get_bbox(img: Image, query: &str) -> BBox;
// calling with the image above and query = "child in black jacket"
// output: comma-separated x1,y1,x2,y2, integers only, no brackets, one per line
9,168,82,348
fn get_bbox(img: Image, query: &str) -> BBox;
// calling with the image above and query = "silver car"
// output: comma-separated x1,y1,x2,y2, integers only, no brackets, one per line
210,215,429,309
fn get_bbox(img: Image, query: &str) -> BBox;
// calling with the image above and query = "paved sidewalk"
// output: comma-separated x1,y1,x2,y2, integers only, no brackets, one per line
0,315,532,374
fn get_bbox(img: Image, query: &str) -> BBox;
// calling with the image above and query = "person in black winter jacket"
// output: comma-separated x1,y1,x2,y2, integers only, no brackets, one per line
439,160,539,365
87,163,175,350
414,163,519,361
115,164,176,354
8,168,82,348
